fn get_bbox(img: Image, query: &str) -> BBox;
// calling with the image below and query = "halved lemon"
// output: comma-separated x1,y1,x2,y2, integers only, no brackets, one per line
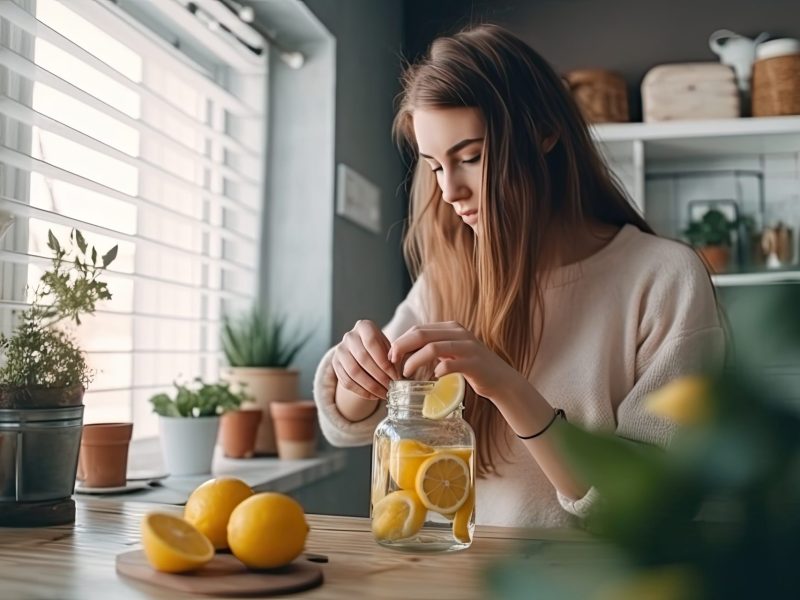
414,452,470,514
422,373,466,420
371,490,426,541
388,438,434,490
141,512,214,573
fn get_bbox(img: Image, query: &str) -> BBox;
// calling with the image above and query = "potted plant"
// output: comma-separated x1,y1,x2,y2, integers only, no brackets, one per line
149,378,250,475
0,228,117,526
221,307,310,455
682,208,737,273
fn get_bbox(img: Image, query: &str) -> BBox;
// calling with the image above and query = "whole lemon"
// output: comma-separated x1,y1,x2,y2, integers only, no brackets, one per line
184,477,254,550
227,493,309,569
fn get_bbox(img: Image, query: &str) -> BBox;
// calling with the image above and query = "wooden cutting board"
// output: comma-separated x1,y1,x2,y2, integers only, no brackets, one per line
116,550,324,596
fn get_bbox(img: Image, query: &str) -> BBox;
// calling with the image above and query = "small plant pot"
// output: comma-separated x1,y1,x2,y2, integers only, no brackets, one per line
77,423,133,488
158,416,219,476
222,367,299,455
270,401,318,460
219,409,263,459
697,245,731,273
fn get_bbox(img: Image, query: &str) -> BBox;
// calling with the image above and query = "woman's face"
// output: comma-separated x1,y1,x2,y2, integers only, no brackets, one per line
413,107,485,229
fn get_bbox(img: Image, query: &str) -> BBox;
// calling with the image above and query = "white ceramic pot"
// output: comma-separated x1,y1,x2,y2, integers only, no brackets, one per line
158,416,219,476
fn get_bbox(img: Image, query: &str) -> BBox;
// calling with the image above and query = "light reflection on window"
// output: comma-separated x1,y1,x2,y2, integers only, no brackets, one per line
29,0,143,425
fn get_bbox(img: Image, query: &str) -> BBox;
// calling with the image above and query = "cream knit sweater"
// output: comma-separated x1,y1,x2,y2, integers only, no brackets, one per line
313,225,726,528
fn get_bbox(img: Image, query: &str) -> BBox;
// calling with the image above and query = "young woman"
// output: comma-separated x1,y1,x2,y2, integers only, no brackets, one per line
313,24,725,527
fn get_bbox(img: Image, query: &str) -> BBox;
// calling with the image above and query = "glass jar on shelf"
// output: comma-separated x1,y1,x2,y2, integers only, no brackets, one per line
370,379,475,553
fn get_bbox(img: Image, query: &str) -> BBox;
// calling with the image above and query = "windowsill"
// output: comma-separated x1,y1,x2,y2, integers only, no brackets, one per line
80,437,346,505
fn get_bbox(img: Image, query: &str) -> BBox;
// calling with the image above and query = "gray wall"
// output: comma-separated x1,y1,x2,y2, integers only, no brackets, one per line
404,0,800,120
255,0,407,516
305,0,408,337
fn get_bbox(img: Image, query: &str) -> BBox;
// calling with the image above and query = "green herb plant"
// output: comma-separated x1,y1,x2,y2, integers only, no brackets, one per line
149,378,251,418
682,208,737,247
221,306,310,368
0,229,117,389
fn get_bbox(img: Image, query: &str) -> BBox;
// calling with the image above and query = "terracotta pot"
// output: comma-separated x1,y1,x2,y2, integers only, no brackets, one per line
696,245,731,273
219,409,263,458
270,400,318,460
222,368,299,455
77,422,133,488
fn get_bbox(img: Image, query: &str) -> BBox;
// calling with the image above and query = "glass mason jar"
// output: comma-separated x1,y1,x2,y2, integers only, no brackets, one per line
370,380,476,552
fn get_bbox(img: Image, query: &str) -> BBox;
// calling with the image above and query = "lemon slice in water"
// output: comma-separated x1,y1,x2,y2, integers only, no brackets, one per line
422,373,466,419
414,452,470,514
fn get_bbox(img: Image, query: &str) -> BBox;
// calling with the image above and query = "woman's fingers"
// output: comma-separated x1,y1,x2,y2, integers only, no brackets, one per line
354,321,400,381
331,320,401,402
433,358,472,378
389,322,470,362
343,333,391,391
401,339,475,377
332,354,383,401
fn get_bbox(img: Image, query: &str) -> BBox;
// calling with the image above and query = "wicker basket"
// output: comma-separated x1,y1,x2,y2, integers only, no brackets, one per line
752,53,800,116
564,69,629,123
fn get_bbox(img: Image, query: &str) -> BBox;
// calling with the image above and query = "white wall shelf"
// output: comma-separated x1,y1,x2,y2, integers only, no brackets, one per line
590,115,800,287
712,271,800,287
592,115,800,143
593,115,800,160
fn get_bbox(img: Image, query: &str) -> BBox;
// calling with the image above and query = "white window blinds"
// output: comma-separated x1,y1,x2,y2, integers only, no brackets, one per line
0,0,265,438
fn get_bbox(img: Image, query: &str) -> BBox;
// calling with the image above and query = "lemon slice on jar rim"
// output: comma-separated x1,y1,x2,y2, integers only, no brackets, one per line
422,373,466,420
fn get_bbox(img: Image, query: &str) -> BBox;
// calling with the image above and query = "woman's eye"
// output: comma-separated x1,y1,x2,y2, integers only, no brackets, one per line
462,155,481,164
431,165,443,173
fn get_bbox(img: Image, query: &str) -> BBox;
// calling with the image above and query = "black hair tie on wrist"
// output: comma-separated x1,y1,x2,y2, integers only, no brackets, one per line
516,408,566,440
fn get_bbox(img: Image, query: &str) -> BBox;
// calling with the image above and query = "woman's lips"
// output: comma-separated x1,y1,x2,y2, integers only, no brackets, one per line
459,209,478,224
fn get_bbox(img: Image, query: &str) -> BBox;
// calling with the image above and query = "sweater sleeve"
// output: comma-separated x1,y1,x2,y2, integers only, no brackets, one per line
313,277,428,447
558,246,726,517
557,325,726,516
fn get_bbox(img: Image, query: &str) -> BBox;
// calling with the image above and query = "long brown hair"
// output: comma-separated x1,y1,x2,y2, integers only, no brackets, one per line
393,24,653,477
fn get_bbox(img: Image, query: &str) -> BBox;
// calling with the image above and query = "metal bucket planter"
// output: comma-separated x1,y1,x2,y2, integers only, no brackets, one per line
0,385,84,526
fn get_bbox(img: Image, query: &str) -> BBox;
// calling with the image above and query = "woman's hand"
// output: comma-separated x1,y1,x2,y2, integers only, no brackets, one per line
388,321,529,403
332,320,399,401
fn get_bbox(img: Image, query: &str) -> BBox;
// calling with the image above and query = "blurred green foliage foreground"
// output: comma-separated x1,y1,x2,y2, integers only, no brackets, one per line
488,288,800,600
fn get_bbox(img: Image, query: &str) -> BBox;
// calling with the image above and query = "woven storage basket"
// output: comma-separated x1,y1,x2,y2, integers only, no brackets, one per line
752,53,800,116
564,69,629,123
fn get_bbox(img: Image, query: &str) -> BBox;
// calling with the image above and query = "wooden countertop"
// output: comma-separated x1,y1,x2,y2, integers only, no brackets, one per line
0,497,601,599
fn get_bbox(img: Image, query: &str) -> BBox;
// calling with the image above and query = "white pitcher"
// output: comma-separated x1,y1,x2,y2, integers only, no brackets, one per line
709,29,770,92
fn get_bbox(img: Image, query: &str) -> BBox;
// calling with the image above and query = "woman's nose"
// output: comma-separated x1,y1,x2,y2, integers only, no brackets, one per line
440,171,470,204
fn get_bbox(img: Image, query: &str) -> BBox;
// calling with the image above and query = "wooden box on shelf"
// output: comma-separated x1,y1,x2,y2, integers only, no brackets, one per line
641,63,740,122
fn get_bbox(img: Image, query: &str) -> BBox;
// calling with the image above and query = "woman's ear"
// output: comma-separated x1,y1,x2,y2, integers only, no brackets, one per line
542,132,559,154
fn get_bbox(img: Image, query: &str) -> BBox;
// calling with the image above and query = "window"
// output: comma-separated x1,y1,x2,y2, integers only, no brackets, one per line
0,0,265,438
